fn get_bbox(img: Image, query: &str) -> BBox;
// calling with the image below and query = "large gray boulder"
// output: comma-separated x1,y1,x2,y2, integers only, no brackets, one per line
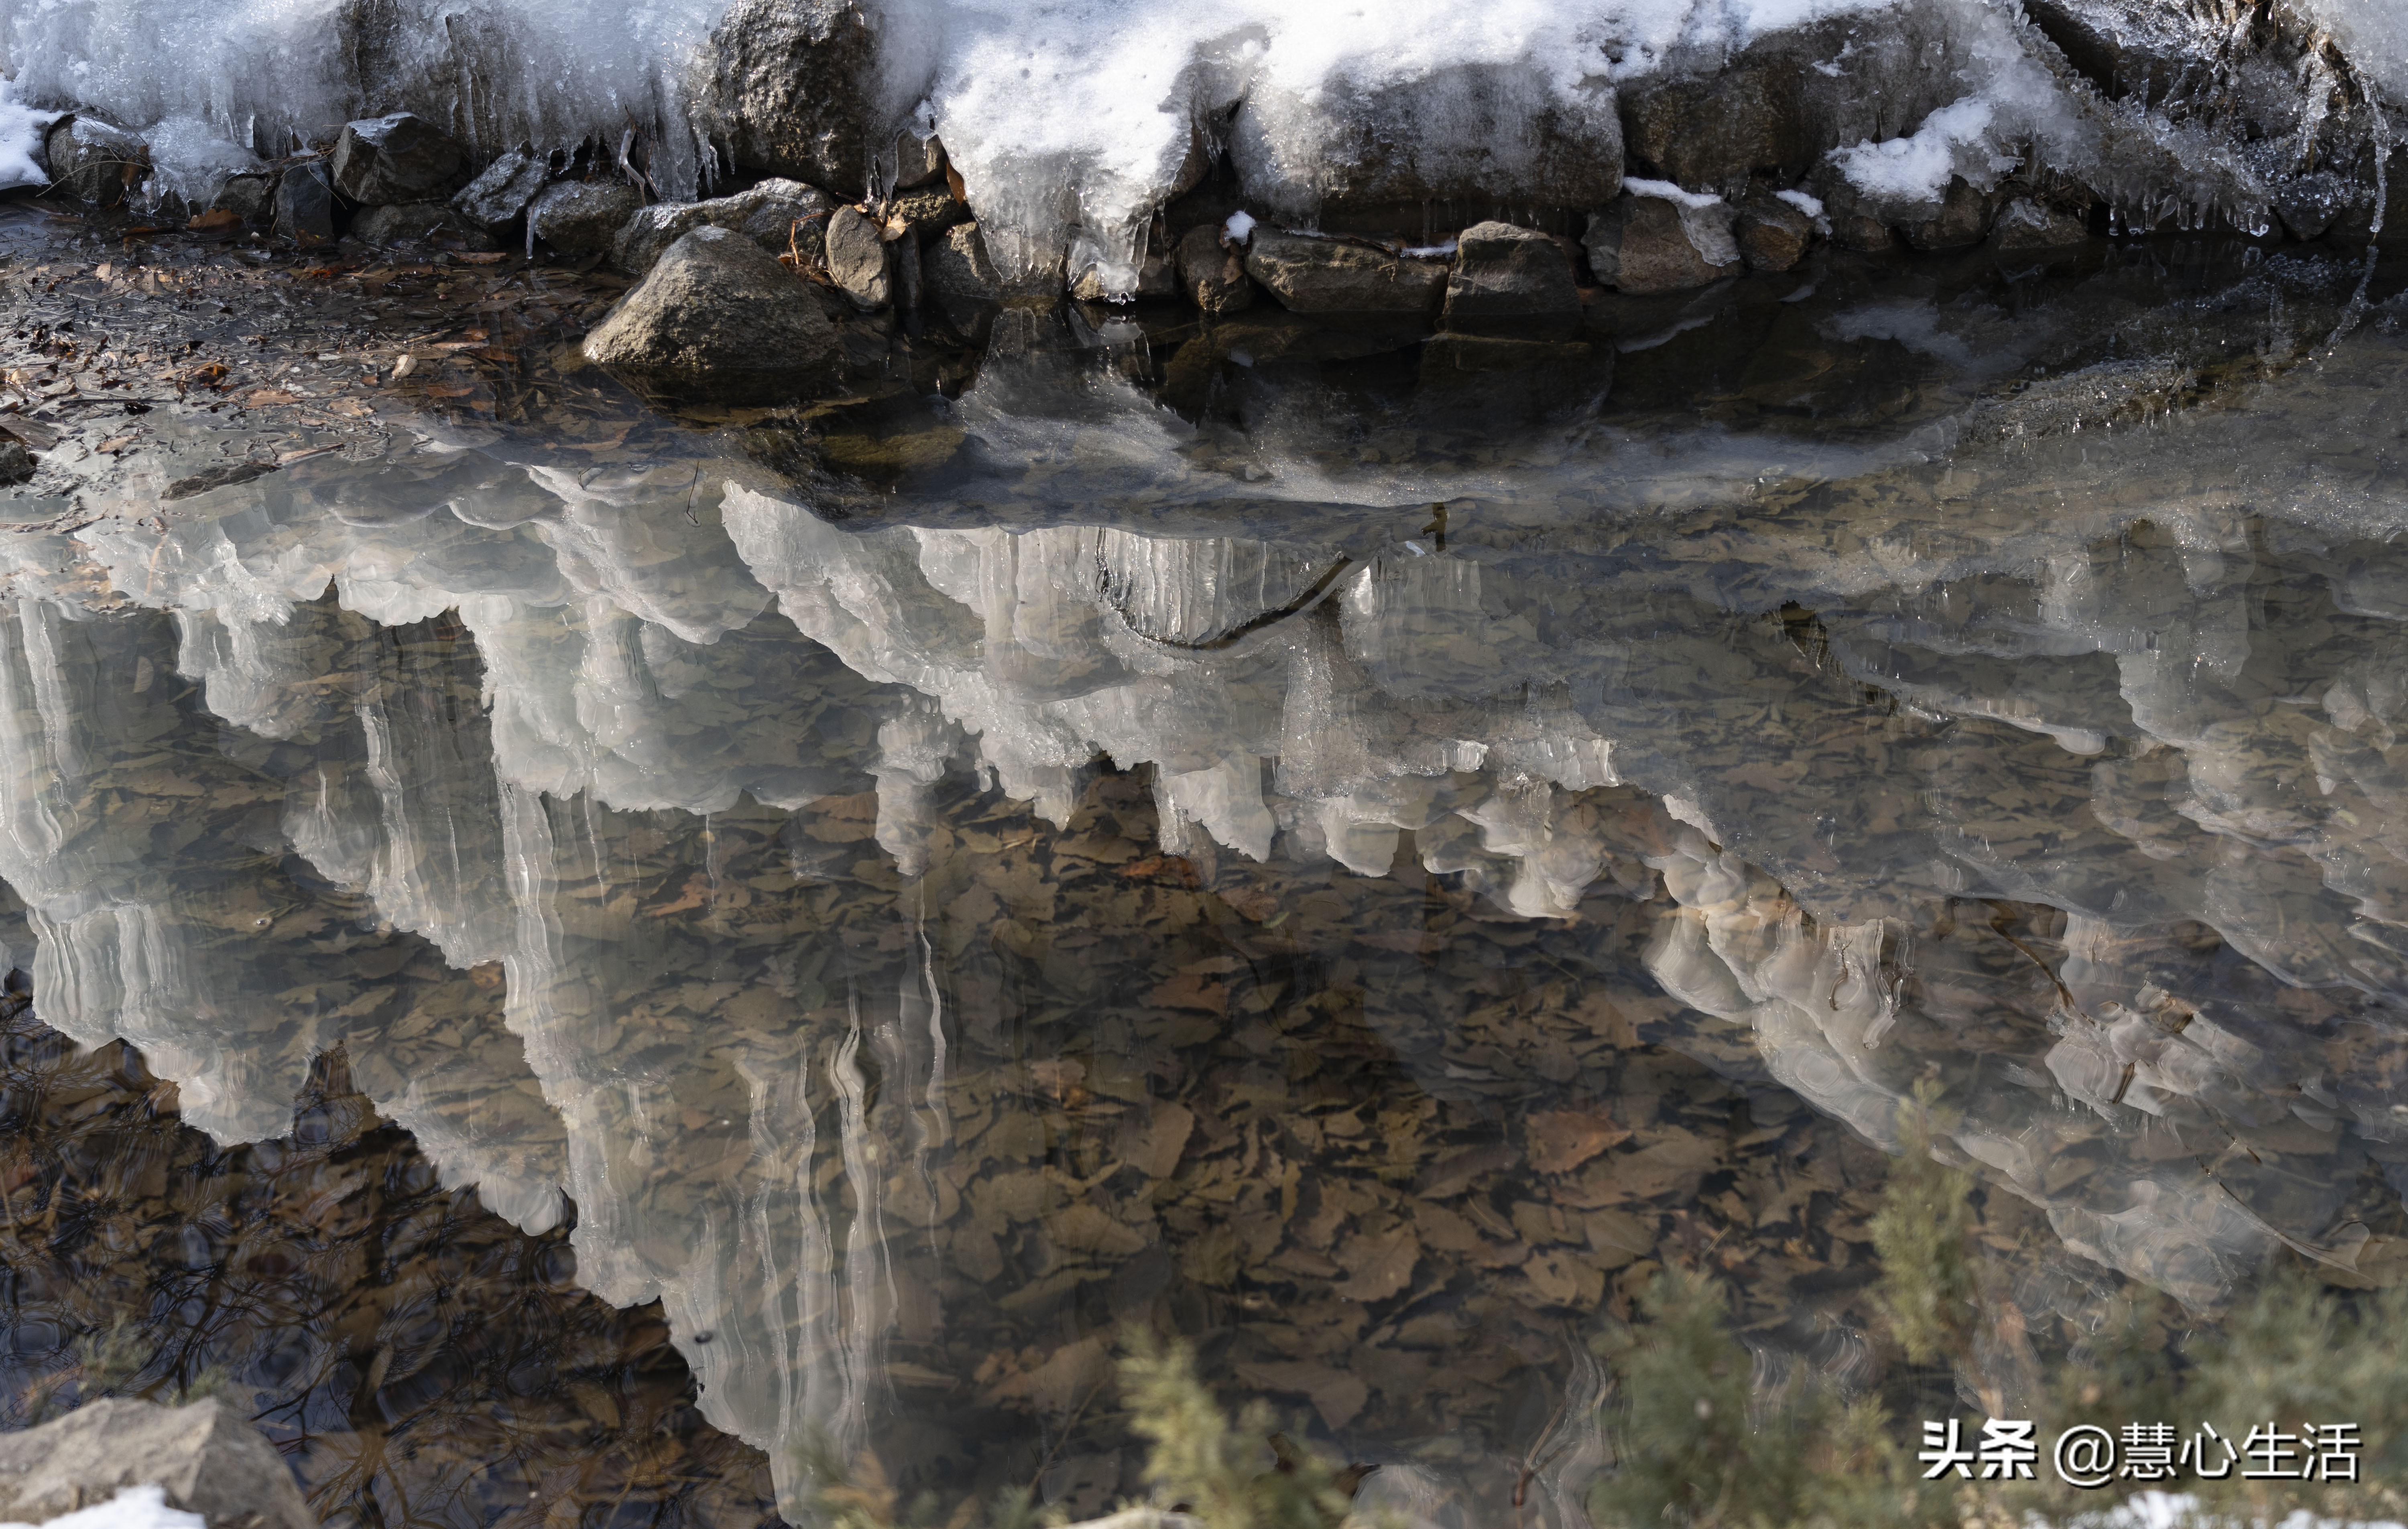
0,1397,312,1529
452,147,553,228
1176,224,1255,314
823,203,891,309
613,178,833,275
1733,193,1815,272
329,114,466,204
583,225,845,402
271,162,337,245
528,180,645,260
43,117,148,207
1584,187,1740,294
1442,222,1579,321
1243,231,1448,314
695,0,883,199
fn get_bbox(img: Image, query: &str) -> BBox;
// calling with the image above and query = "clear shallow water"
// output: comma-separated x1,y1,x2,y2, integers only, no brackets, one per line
0,231,2406,1526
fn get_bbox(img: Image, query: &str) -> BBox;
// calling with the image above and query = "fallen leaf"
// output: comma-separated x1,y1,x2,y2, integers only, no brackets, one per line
1236,1361,1369,1430
422,384,475,398
1127,1102,1193,1178
1149,971,1227,1014
94,436,132,454
1043,1203,1148,1257
186,209,243,235
241,388,297,407
1528,1109,1632,1174
1332,1224,1418,1303
987,1335,1110,1411
1521,1247,1606,1309
453,252,506,264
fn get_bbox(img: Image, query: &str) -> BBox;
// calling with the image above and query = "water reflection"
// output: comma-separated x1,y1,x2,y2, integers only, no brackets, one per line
0,240,2404,1524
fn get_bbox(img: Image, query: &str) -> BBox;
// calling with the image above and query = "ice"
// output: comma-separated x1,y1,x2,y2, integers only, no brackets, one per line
0,75,56,189
136,115,258,211
0,1485,207,1529
1622,175,1721,208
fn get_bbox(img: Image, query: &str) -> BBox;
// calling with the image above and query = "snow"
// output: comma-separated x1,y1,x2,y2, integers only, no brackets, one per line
1773,188,1823,219
1830,93,1999,201
0,1486,207,1529
1623,175,1723,209
1220,209,1256,243
0,76,57,190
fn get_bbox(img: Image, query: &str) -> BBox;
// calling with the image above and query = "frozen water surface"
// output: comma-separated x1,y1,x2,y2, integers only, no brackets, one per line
2,210,2408,1524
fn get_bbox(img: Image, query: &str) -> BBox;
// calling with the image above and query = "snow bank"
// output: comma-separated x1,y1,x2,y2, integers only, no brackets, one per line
0,1485,207,1529
0,76,55,190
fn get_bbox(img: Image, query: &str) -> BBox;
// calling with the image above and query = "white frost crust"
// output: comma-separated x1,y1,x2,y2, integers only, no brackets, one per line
0,76,57,190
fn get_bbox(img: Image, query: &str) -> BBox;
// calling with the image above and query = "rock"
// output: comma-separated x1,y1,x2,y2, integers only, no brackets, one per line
272,162,337,245
613,178,833,276
893,131,947,191
208,173,274,224
0,1396,313,1529
1584,187,1739,294
696,0,883,199
1903,176,1994,250
923,222,1006,329
1442,221,1579,321
1616,18,1977,195
1243,231,1447,315
0,436,33,486
43,116,149,207
529,180,645,260
885,185,966,244
1733,193,1814,272
453,148,553,228
329,114,466,204
1177,224,1255,314
351,201,497,249
1072,246,1177,303
1231,65,1621,223
822,204,891,309
1809,173,1898,253
583,225,845,402
1991,197,2091,253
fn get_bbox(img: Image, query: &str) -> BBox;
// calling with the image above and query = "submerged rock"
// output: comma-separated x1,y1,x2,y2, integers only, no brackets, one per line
271,161,336,244
0,435,33,485
1177,224,1255,314
44,116,148,207
583,225,844,402
824,204,891,309
698,0,883,199
1733,193,1814,272
529,180,644,260
352,201,497,249
1243,231,1447,315
1072,247,1176,303
0,1396,314,1529
1585,186,1739,294
453,147,553,229
330,114,466,205
613,178,832,276
1442,221,1579,321
1903,176,1995,250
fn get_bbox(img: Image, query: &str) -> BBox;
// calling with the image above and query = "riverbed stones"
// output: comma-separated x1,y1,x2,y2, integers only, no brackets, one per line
330,114,466,204
1070,248,1178,303
1442,221,1580,321
886,185,967,244
698,0,882,199
44,116,149,207
1991,197,2091,253
583,225,845,402
614,179,832,275
1585,187,1739,294
894,131,947,191
529,180,645,260
1177,225,1255,314
1243,231,1447,314
453,147,553,228
208,172,274,224
1733,193,1814,271
824,204,891,308
272,162,337,244
0,436,33,485
0,1396,314,1529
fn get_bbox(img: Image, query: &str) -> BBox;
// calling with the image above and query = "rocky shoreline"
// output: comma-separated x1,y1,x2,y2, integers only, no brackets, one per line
0,0,2400,418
